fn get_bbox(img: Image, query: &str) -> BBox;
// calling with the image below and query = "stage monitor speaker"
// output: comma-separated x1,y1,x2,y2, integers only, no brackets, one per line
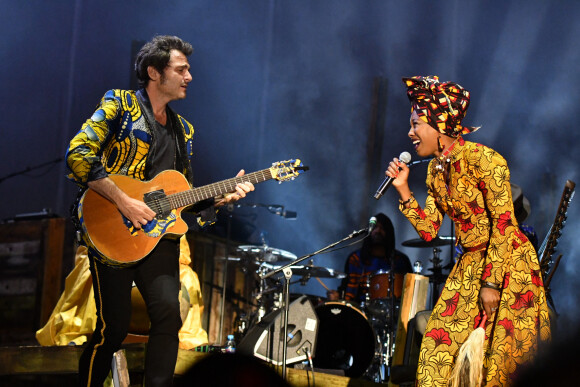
238,295,318,365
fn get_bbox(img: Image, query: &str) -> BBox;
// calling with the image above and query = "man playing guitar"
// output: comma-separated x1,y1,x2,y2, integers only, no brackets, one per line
66,35,254,386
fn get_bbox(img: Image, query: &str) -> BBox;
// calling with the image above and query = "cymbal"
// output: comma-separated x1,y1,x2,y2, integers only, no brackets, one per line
236,245,297,263
401,236,454,248
287,264,346,279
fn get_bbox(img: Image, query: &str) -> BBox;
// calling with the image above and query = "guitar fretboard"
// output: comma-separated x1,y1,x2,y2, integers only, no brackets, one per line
168,168,272,209
538,180,575,273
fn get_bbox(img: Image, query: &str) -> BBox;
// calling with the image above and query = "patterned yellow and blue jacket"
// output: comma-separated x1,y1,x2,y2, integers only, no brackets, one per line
66,89,194,187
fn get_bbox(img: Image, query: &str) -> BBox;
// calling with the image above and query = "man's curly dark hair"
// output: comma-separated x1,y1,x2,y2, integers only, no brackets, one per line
134,35,193,88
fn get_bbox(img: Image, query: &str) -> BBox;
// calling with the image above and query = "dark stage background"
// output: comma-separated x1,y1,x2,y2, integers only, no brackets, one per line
1,1,579,332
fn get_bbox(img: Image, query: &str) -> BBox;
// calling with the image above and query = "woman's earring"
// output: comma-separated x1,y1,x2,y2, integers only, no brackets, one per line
437,136,444,153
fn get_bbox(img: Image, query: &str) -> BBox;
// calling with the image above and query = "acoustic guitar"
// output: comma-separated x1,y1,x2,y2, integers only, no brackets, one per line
78,159,308,267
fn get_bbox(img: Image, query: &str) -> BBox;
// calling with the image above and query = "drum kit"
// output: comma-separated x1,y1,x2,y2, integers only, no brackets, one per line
227,235,454,383
233,244,346,324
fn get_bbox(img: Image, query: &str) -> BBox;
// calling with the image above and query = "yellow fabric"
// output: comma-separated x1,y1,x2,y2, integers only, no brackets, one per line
36,236,208,349
401,138,551,386
36,245,96,346
177,237,209,349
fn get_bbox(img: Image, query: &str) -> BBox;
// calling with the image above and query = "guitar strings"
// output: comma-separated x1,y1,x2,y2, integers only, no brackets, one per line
144,168,278,213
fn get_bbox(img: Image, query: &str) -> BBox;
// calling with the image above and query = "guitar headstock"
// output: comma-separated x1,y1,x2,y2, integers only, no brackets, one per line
270,159,309,182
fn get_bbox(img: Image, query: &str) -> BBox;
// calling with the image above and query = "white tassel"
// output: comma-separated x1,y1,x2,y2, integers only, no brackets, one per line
449,312,487,387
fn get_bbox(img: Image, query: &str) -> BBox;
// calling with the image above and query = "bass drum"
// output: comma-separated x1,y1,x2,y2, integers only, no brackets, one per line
313,301,375,378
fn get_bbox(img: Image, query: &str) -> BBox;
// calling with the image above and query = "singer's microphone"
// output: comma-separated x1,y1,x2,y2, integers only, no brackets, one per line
374,152,412,200
368,216,377,234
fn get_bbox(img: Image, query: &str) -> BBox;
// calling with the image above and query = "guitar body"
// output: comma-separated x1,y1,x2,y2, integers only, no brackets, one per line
79,170,191,267
77,159,308,267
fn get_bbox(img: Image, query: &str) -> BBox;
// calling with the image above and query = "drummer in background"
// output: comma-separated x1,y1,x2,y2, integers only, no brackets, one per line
327,213,413,303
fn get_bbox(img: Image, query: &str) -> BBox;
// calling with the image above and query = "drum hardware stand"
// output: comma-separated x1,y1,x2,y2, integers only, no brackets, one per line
387,255,396,378
369,323,391,383
368,255,397,383
298,259,315,286
218,202,297,343
217,208,234,345
261,226,370,380
254,266,271,323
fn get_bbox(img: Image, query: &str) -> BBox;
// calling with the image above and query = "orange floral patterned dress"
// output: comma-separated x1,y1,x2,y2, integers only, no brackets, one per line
400,137,551,386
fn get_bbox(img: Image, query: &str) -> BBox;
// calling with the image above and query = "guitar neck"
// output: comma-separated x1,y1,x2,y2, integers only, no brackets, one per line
538,180,576,271
167,168,272,209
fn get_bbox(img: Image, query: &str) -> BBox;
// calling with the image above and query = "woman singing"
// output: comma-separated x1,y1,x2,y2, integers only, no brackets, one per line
386,76,551,386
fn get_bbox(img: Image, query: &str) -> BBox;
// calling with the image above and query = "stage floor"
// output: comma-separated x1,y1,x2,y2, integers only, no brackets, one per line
0,344,385,386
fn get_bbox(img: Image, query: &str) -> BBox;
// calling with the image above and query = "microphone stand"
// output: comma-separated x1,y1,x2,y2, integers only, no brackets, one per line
0,157,63,185
231,202,297,219
260,226,369,380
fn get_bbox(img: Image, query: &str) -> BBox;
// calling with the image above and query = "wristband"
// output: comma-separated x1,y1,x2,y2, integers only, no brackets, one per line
481,281,501,290
399,193,414,206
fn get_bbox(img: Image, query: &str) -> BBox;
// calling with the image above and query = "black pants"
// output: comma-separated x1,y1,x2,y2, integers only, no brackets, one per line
79,239,182,387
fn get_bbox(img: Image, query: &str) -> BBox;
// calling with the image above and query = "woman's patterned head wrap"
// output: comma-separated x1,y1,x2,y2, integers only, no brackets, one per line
403,75,479,137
